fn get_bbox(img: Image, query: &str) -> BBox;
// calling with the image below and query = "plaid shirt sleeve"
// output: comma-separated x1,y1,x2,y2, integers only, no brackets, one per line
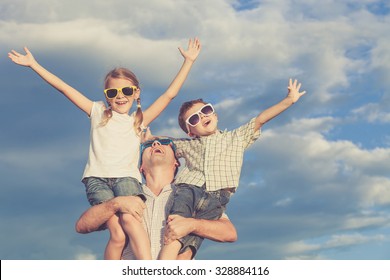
233,117,261,149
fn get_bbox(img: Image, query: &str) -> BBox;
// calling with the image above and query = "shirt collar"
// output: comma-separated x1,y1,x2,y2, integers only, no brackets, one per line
142,183,172,197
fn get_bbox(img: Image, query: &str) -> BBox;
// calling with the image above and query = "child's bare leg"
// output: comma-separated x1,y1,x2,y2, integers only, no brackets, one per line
177,248,193,260
104,214,126,260
158,240,181,260
120,213,151,260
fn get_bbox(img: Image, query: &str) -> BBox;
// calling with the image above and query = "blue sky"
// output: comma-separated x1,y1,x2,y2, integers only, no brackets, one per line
0,0,389,260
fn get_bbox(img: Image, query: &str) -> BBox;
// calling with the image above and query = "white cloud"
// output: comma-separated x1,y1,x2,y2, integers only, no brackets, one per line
274,197,293,207
343,211,390,230
285,233,386,256
2,0,388,104
75,252,97,260
255,119,390,208
353,103,390,123
1,0,390,260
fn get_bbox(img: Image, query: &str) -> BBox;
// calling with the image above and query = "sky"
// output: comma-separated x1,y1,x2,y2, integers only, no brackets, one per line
0,0,389,260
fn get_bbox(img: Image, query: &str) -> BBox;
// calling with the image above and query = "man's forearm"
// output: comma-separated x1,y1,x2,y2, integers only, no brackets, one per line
75,199,119,233
166,215,237,243
192,218,237,242
75,196,144,233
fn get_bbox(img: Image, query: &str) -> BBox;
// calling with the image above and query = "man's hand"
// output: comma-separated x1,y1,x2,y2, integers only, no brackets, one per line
114,196,146,223
164,214,196,244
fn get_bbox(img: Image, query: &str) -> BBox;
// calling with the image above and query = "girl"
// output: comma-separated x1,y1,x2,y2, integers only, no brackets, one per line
8,38,201,259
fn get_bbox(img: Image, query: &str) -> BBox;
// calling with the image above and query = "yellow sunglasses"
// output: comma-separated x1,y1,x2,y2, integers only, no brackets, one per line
104,86,138,99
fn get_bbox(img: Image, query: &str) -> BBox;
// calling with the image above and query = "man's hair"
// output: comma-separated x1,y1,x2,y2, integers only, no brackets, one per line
178,98,207,133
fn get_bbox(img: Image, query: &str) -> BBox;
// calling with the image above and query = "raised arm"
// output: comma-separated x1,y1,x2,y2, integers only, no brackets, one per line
254,78,306,131
8,47,93,115
142,38,201,126
164,214,237,244
75,196,145,233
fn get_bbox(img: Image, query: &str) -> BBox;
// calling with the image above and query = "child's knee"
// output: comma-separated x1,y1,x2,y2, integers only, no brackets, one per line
120,213,139,226
108,225,126,243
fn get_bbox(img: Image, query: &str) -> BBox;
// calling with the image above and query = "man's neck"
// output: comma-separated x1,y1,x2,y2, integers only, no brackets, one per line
144,167,174,196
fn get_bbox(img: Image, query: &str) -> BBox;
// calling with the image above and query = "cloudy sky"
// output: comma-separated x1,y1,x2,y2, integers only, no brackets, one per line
1,0,389,260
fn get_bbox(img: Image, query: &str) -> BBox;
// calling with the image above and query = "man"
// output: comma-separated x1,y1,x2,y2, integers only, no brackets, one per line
75,137,237,259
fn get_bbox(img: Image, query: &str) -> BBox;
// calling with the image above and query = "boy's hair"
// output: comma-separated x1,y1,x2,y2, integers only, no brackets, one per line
178,98,207,133
101,68,143,134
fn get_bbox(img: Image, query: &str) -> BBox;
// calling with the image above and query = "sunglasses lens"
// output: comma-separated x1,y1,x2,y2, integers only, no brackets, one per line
142,141,153,149
159,139,172,146
188,114,200,126
106,89,118,98
201,104,214,115
122,87,134,96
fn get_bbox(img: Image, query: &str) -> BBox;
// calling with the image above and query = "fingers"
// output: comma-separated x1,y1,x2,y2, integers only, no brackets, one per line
132,211,143,223
186,37,201,50
289,78,298,88
10,48,28,57
296,82,301,92
163,226,176,245
167,214,178,223
131,203,144,223
193,37,201,49
141,127,153,142
134,198,146,213
8,50,20,58
178,46,184,55
288,78,304,92
187,38,193,49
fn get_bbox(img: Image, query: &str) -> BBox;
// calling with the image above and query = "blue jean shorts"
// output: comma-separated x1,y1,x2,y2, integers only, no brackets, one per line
82,176,144,206
170,184,232,257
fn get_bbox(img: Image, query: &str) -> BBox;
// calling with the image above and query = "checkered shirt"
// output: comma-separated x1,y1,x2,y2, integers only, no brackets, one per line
174,117,260,192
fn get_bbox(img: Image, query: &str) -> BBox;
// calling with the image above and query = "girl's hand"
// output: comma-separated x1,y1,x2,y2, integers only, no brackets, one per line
178,37,201,62
8,47,37,67
287,78,306,104
141,127,155,143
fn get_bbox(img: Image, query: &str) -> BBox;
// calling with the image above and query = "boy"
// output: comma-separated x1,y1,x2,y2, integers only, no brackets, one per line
159,79,306,259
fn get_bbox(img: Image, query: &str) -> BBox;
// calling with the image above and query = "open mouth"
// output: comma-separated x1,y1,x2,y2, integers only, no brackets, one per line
115,101,128,105
151,147,164,155
203,119,211,127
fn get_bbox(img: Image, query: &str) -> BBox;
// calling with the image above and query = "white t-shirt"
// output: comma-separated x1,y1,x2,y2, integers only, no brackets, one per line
82,101,142,182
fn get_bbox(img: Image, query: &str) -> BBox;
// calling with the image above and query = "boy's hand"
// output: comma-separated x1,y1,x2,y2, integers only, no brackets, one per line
178,37,201,62
287,78,306,104
8,47,37,67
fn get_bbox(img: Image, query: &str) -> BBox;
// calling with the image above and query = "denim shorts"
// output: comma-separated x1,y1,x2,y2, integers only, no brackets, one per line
82,176,144,206
170,184,231,257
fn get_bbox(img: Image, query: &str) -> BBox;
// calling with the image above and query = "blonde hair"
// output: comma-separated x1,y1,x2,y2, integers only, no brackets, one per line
101,68,143,135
